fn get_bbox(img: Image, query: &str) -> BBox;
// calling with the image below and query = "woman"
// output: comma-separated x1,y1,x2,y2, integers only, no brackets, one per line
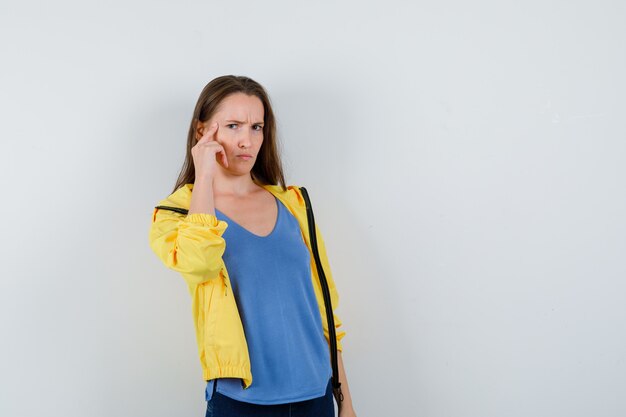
148,75,356,417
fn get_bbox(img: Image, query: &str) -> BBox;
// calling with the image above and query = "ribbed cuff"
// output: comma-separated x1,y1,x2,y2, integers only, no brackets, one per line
185,212,221,226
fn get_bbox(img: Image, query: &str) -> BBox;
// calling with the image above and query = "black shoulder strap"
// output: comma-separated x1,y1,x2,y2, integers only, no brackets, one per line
154,205,189,215
299,186,344,408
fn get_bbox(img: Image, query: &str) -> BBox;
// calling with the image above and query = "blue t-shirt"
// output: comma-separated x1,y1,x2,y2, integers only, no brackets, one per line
205,194,332,405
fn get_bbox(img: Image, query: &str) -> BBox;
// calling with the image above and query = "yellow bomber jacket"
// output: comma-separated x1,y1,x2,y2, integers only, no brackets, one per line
148,183,345,389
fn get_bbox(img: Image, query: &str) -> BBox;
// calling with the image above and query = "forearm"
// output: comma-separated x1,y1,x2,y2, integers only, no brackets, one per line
337,351,355,412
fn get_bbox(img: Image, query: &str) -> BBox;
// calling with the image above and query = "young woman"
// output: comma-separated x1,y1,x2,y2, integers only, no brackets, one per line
148,75,356,417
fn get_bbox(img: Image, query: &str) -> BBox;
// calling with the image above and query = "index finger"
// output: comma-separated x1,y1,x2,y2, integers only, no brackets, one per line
197,122,219,143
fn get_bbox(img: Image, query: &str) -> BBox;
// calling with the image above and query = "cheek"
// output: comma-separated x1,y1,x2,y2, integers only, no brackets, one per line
224,145,237,156
216,131,236,147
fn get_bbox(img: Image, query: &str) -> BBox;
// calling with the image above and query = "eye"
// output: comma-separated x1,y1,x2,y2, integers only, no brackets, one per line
226,123,238,129
253,125,263,131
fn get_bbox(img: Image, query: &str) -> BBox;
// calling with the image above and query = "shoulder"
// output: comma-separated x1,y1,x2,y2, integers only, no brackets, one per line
261,183,310,209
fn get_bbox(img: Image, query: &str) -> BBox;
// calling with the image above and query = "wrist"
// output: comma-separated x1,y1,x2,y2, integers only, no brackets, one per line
194,174,214,185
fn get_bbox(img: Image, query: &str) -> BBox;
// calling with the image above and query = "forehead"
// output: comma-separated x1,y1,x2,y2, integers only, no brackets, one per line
216,92,264,120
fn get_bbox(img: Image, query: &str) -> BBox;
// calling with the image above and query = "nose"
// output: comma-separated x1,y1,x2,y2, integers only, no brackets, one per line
238,127,252,149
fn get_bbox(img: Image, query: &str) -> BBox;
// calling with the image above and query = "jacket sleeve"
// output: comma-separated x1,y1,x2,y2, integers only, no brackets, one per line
148,207,228,287
314,221,346,352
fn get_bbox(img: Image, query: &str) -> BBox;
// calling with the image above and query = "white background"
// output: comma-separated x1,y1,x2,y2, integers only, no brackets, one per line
1,1,625,416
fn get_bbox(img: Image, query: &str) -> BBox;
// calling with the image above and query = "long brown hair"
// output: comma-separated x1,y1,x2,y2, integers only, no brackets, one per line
172,75,287,194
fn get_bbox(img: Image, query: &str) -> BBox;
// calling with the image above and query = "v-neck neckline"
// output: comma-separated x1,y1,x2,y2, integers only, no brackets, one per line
215,195,280,239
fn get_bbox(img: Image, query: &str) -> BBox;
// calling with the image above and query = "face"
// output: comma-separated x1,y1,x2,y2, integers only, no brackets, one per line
196,92,265,175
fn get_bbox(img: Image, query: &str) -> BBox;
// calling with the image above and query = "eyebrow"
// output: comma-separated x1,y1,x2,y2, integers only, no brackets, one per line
225,119,264,124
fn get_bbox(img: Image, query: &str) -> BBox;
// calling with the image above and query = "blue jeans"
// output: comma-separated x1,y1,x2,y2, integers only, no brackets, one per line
205,377,335,417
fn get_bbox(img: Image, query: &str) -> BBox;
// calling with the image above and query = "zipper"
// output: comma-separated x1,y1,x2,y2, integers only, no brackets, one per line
221,270,228,296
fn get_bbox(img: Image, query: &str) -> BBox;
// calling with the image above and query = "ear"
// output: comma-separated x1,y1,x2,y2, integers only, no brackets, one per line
195,119,206,140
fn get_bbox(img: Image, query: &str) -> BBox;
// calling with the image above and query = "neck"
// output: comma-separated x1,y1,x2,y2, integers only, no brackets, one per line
211,169,259,197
